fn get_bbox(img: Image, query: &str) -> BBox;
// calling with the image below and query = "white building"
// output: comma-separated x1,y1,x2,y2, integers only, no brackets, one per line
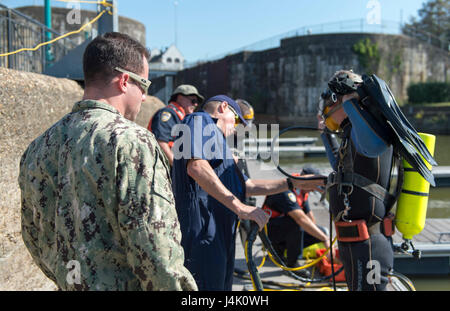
149,44,184,79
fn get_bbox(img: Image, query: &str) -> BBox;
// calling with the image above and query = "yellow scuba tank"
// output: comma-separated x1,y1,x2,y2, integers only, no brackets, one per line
395,133,436,240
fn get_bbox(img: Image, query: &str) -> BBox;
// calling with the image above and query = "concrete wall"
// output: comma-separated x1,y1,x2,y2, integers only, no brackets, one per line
173,33,450,128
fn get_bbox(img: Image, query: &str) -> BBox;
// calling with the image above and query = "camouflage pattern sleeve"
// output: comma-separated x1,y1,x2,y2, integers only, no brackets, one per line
116,140,198,291
19,145,59,285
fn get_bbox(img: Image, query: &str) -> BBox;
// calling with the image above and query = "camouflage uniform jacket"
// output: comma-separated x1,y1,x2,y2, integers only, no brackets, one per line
18,100,197,291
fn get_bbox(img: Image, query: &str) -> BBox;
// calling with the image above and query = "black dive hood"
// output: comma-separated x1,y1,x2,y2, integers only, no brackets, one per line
355,74,437,186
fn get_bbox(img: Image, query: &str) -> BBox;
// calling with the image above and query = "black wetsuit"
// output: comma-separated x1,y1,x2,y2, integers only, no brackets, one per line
322,106,395,290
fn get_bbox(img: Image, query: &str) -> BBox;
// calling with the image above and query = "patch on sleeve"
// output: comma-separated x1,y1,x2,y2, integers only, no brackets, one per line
161,111,172,122
288,192,297,203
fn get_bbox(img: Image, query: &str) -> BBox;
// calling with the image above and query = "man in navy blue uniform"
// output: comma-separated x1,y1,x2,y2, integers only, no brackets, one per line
263,166,332,275
148,84,204,165
171,95,326,290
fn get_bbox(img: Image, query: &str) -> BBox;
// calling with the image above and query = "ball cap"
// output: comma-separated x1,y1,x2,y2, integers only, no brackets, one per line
170,84,204,103
205,95,248,126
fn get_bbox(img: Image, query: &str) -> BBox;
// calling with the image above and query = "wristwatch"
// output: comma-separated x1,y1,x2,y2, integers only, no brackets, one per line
286,178,294,191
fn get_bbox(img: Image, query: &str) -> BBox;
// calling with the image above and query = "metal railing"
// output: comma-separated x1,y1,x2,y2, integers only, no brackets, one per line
0,3,77,73
402,24,450,51
185,18,449,68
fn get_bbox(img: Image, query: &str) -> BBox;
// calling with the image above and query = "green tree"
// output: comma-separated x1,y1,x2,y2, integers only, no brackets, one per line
352,38,380,75
402,0,450,49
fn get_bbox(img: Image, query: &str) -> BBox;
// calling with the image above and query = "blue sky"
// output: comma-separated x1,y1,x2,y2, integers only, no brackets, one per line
2,0,427,62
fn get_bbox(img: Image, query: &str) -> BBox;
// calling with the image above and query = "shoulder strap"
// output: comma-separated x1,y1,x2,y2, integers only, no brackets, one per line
327,123,400,211
168,102,186,121
387,153,404,212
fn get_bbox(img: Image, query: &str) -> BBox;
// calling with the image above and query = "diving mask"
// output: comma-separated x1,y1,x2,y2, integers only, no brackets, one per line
318,89,341,132
323,106,340,131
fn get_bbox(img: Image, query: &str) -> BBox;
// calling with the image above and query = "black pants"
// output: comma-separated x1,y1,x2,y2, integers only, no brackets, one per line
337,233,393,291
267,216,326,267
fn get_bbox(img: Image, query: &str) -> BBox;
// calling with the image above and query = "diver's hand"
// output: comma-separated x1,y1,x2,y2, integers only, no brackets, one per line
237,204,270,231
317,114,326,131
324,239,337,260
291,175,326,193
342,92,360,103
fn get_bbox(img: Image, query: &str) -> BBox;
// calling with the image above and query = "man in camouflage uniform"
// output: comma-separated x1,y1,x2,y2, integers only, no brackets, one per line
18,32,197,291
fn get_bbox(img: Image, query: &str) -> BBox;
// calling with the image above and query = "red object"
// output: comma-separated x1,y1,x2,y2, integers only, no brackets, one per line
316,249,346,282
335,219,370,242
382,213,395,237
262,190,308,219
262,204,283,218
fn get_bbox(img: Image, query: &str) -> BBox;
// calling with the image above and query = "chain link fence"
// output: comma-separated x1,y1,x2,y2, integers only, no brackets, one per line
0,3,77,73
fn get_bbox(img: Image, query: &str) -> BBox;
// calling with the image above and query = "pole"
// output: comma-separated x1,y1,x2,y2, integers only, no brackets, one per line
97,0,118,36
44,0,53,65
174,1,178,46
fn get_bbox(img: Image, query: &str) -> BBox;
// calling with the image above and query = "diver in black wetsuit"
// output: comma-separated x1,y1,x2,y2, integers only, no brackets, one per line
318,70,395,291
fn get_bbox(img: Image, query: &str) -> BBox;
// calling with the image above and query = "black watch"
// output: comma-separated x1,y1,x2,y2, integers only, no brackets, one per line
286,178,294,191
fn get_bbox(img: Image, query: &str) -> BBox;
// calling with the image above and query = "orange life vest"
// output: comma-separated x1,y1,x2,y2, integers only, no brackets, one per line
262,191,309,218
147,102,186,148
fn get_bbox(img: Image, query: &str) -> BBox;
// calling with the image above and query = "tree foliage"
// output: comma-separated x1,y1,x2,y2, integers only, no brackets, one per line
352,38,380,75
402,0,450,49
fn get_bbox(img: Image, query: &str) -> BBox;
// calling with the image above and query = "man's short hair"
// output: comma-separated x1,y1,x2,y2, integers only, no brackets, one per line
202,100,221,114
83,32,150,86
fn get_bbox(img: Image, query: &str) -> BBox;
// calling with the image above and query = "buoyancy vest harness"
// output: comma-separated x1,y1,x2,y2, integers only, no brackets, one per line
325,120,403,241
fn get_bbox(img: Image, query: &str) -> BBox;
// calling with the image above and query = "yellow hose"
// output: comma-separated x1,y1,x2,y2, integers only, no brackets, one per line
243,224,340,291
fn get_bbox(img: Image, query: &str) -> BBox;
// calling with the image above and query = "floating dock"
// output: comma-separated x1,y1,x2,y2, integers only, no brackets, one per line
242,138,450,183
240,136,450,186
243,137,318,146
432,166,450,187
242,137,325,158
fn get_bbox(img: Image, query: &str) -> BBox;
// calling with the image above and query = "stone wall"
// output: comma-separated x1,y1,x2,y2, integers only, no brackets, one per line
0,67,163,290
174,33,449,128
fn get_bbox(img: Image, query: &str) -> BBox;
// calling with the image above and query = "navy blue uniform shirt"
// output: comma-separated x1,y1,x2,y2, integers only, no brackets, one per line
264,190,311,216
171,111,248,290
151,106,182,142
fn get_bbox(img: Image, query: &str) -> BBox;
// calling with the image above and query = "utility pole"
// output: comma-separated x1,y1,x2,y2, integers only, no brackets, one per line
400,9,403,27
97,0,118,35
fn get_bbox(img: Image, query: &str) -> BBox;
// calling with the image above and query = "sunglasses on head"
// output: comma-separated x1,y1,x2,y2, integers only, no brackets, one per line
115,67,152,94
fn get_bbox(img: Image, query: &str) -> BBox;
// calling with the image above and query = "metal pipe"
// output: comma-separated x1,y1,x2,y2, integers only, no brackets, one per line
44,0,53,64
44,0,51,40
